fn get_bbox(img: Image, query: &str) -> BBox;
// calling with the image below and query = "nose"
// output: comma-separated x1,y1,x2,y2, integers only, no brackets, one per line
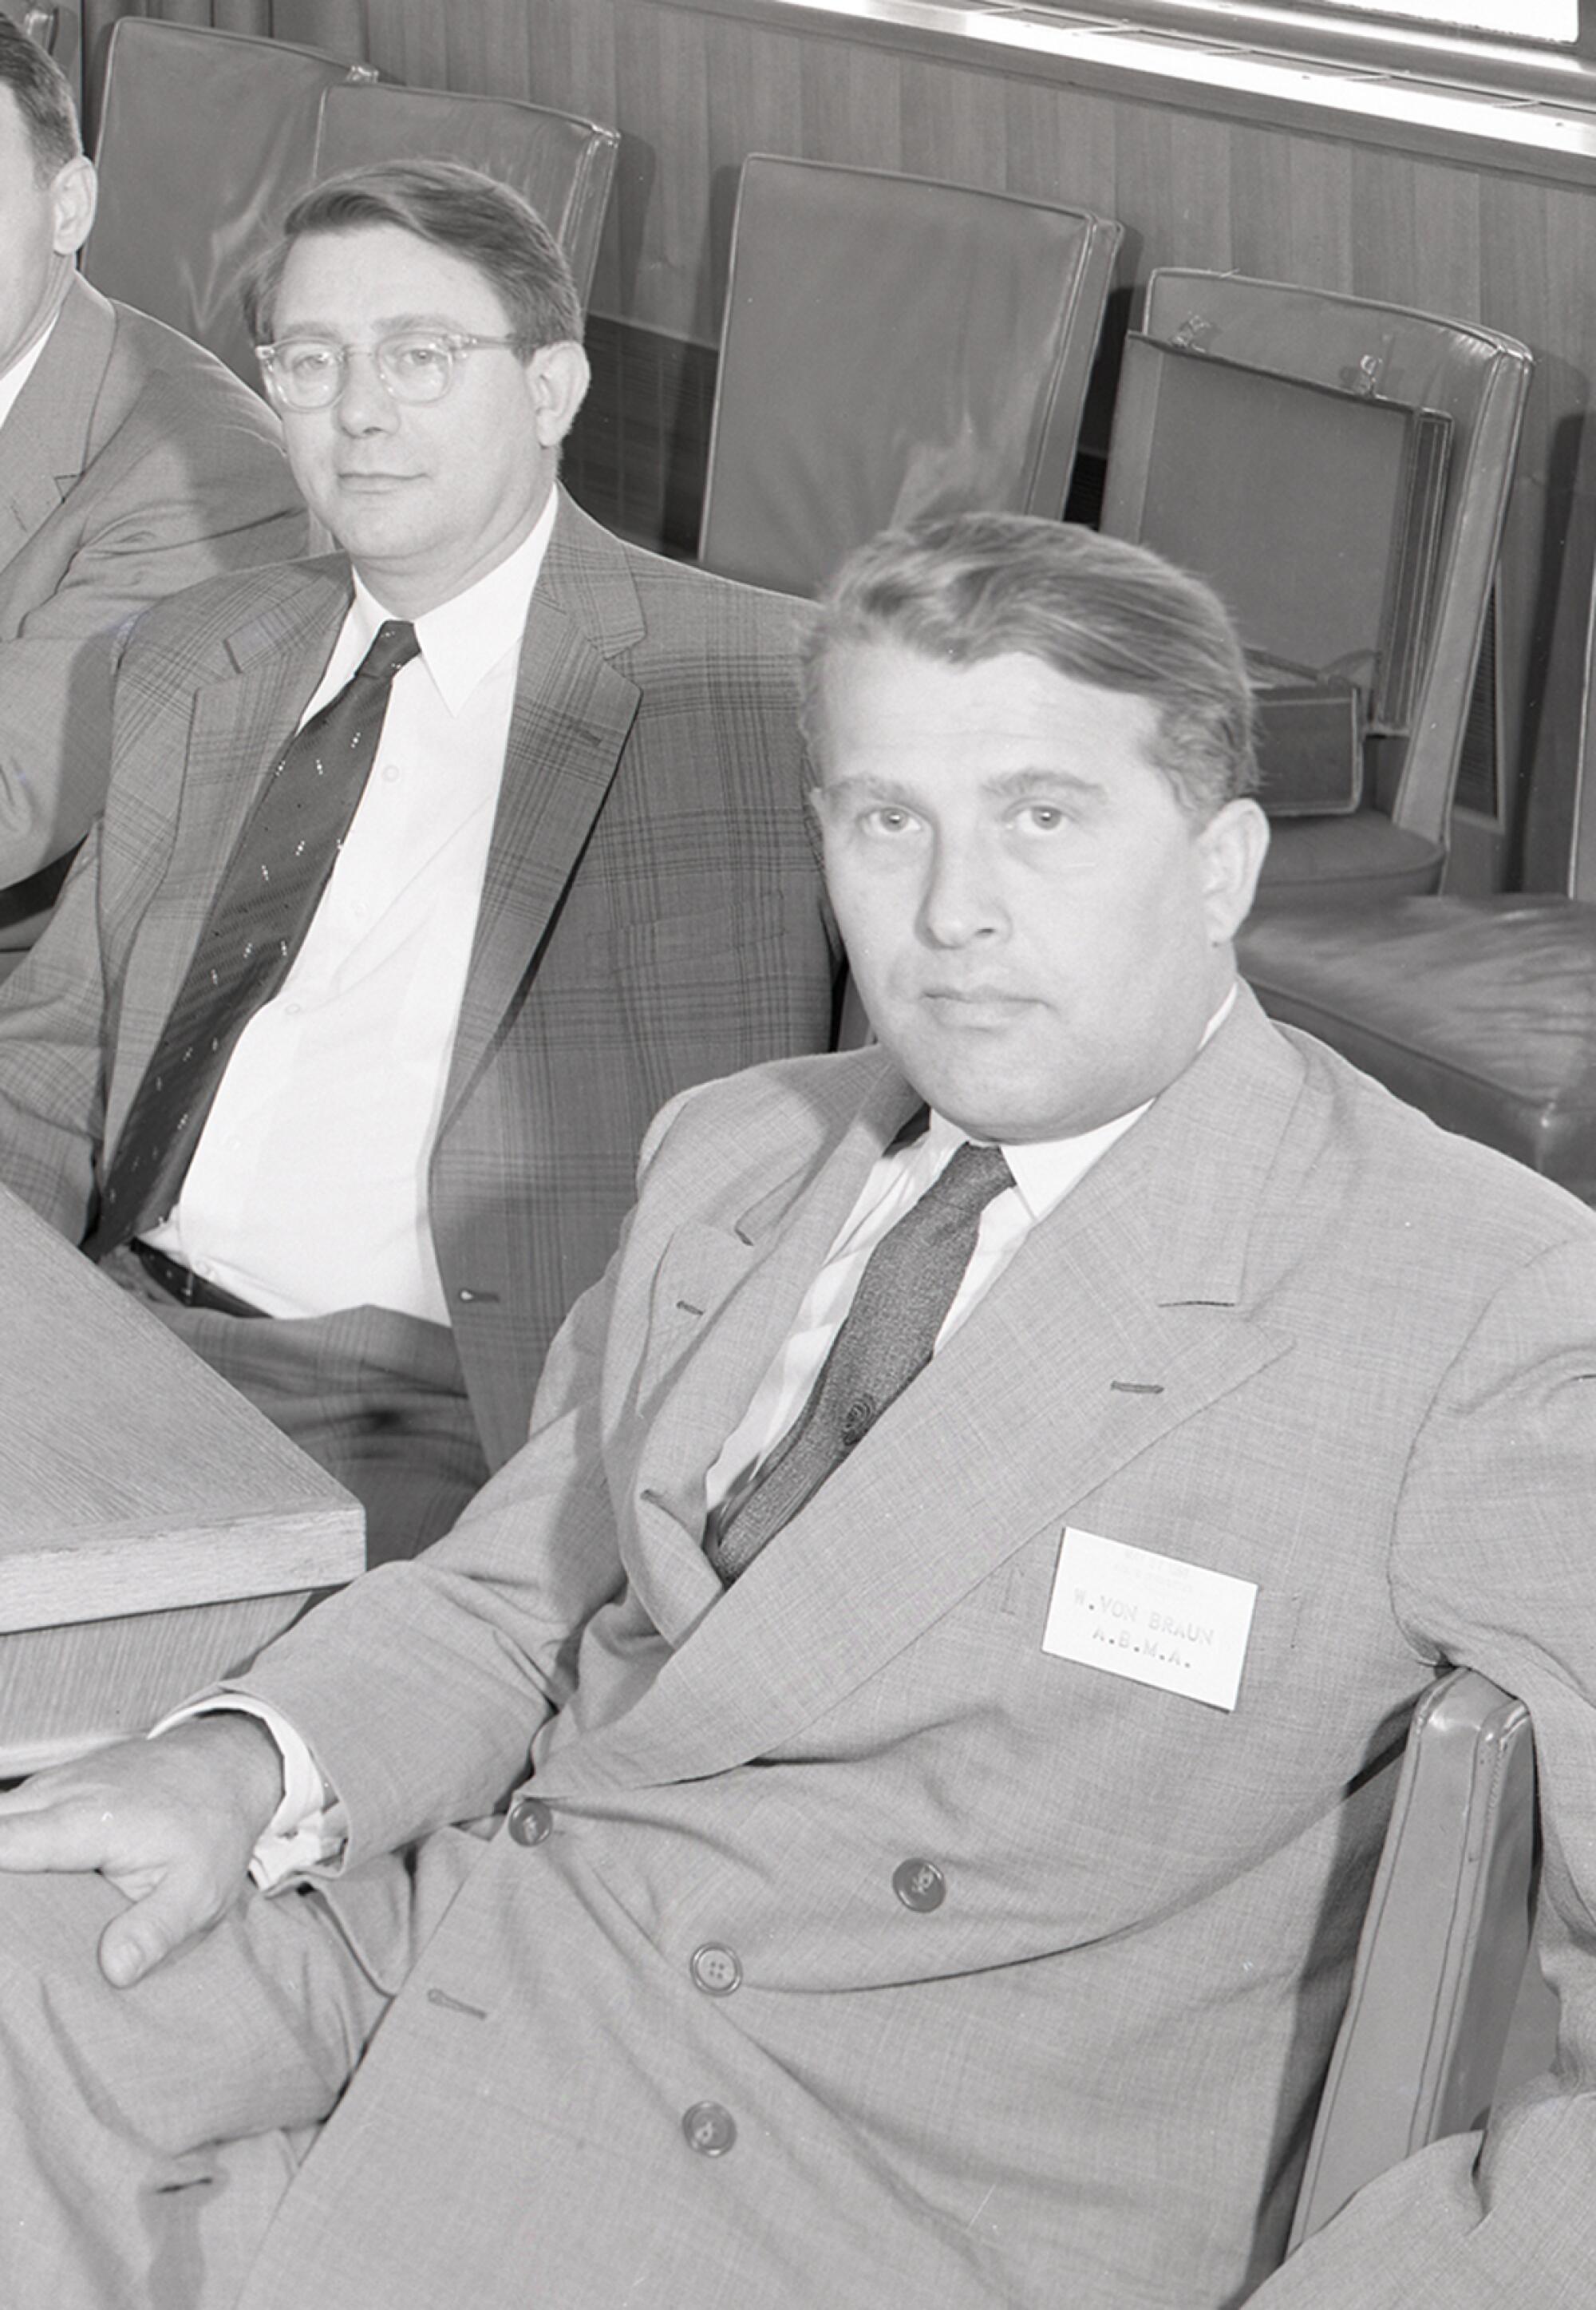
334,347,399,433
918,830,1006,949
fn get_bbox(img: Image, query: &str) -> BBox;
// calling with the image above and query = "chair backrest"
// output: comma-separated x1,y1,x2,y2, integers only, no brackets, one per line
1289,1667,1538,2250
698,156,1122,598
309,81,618,311
83,21,619,387
83,18,355,382
3,2,62,54
1116,271,1531,852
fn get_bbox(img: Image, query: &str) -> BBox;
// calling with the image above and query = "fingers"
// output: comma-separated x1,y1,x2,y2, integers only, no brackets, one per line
98,1866,222,1988
0,1721,282,1990
0,1792,129,1875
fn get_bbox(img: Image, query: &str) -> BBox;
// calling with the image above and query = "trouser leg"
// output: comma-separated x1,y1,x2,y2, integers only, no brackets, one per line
101,1249,491,1564
0,1866,393,2310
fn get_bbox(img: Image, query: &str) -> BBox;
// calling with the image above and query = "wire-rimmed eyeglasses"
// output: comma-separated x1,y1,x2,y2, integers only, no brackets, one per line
255,330,531,411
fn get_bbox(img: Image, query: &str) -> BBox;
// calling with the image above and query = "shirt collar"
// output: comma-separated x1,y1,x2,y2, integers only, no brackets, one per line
0,305,61,433
349,486,559,714
925,982,1240,1225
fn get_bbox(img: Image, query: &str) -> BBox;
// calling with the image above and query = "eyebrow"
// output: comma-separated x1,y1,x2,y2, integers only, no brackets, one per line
820,768,1108,805
270,312,469,341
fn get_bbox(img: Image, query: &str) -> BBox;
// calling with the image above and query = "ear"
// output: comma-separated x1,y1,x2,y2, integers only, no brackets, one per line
1195,797,1270,944
49,155,97,259
526,340,591,449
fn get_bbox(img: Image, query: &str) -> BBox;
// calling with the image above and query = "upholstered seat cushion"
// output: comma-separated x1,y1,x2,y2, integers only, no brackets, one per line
1253,814,1446,907
1239,896,1596,1201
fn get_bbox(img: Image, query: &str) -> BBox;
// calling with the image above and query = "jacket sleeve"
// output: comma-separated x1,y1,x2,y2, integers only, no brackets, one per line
0,363,304,887
232,1141,668,1864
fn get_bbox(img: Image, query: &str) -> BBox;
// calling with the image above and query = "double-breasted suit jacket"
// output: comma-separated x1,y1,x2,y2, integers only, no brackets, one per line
0,488,839,1465
0,274,305,934
233,992,1596,2310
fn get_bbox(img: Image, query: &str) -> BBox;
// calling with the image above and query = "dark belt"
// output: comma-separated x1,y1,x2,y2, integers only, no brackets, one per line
130,1239,268,1319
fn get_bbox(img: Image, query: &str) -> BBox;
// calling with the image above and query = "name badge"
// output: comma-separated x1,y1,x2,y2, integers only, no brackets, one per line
1042,1526,1258,1711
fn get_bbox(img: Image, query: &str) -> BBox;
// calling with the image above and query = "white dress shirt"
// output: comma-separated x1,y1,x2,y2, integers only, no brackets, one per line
0,308,58,430
144,492,558,1323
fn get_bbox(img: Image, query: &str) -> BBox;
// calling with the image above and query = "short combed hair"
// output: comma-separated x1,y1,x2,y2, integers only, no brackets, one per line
801,512,1257,820
0,17,81,180
244,158,583,350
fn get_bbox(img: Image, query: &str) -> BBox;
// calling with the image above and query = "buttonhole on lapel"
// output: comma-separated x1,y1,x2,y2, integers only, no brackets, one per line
676,1298,705,1316
1110,1380,1164,1395
426,1987,488,2021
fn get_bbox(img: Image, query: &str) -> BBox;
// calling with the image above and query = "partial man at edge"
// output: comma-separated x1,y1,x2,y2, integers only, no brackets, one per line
0,156,839,1562
0,514,1586,2308
0,18,306,960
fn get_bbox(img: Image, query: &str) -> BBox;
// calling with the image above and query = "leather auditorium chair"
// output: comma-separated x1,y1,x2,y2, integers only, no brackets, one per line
1101,270,1531,913
1242,583,1596,1209
1289,1667,1551,2249
697,154,1121,598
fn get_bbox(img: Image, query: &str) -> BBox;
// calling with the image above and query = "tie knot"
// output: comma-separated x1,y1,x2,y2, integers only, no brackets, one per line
354,619,421,687
928,1137,1013,1216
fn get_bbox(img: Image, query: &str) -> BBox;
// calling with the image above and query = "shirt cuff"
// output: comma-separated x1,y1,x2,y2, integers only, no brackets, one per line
148,1693,345,1889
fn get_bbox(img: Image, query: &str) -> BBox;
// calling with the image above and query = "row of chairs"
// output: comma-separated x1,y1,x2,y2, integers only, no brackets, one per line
82,18,1531,920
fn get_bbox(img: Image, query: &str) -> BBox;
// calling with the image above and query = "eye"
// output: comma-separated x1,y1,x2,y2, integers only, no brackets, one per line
384,334,452,382
1010,801,1070,833
860,805,922,837
278,342,338,387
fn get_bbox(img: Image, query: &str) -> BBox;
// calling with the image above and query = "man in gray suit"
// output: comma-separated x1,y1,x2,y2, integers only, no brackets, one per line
0,515,1590,2309
0,157,838,1560
0,18,304,955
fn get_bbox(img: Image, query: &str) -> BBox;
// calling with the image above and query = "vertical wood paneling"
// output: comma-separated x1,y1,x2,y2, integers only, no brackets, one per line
702,17,804,314
1002,77,1117,220
798,39,904,170
367,0,449,89
899,53,1009,191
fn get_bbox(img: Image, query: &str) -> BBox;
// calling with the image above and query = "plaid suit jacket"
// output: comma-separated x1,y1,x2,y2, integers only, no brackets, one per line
0,275,305,930
235,992,1596,2310
0,489,839,1464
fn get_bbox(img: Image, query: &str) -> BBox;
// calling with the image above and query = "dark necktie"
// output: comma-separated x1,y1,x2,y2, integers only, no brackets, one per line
88,619,421,1260
705,1136,1014,1583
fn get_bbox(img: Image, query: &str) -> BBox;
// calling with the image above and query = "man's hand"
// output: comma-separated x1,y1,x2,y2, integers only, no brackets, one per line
0,1715,283,1988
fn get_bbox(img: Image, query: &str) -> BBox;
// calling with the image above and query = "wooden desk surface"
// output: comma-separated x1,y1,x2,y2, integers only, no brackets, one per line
0,1186,364,1772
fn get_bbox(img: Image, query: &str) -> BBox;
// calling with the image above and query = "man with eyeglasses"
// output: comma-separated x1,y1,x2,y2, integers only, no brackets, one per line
0,157,839,1563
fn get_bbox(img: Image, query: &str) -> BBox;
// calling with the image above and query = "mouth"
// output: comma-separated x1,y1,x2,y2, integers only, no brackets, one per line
920,987,1037,1026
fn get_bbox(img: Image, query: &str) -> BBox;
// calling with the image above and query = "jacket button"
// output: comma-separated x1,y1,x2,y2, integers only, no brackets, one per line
506,1795,552,1847
682,2101,737,2156
839,1394,876,1448
892,1857,946,1912
689,1944,742,1996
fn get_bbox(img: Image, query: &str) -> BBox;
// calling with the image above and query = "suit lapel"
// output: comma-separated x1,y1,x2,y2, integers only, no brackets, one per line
618,1059,917,1643
0,279,114,568
104,571,351,1149
547,996,1310,1795
439,491,643,1129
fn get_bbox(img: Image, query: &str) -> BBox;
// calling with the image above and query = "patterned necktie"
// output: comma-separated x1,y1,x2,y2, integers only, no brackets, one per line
705,1136,1014,1582
88,619,421,1259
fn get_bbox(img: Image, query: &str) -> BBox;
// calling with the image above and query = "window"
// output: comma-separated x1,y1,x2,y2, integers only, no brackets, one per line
1288,0,1574,40
1084,0,1596,72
